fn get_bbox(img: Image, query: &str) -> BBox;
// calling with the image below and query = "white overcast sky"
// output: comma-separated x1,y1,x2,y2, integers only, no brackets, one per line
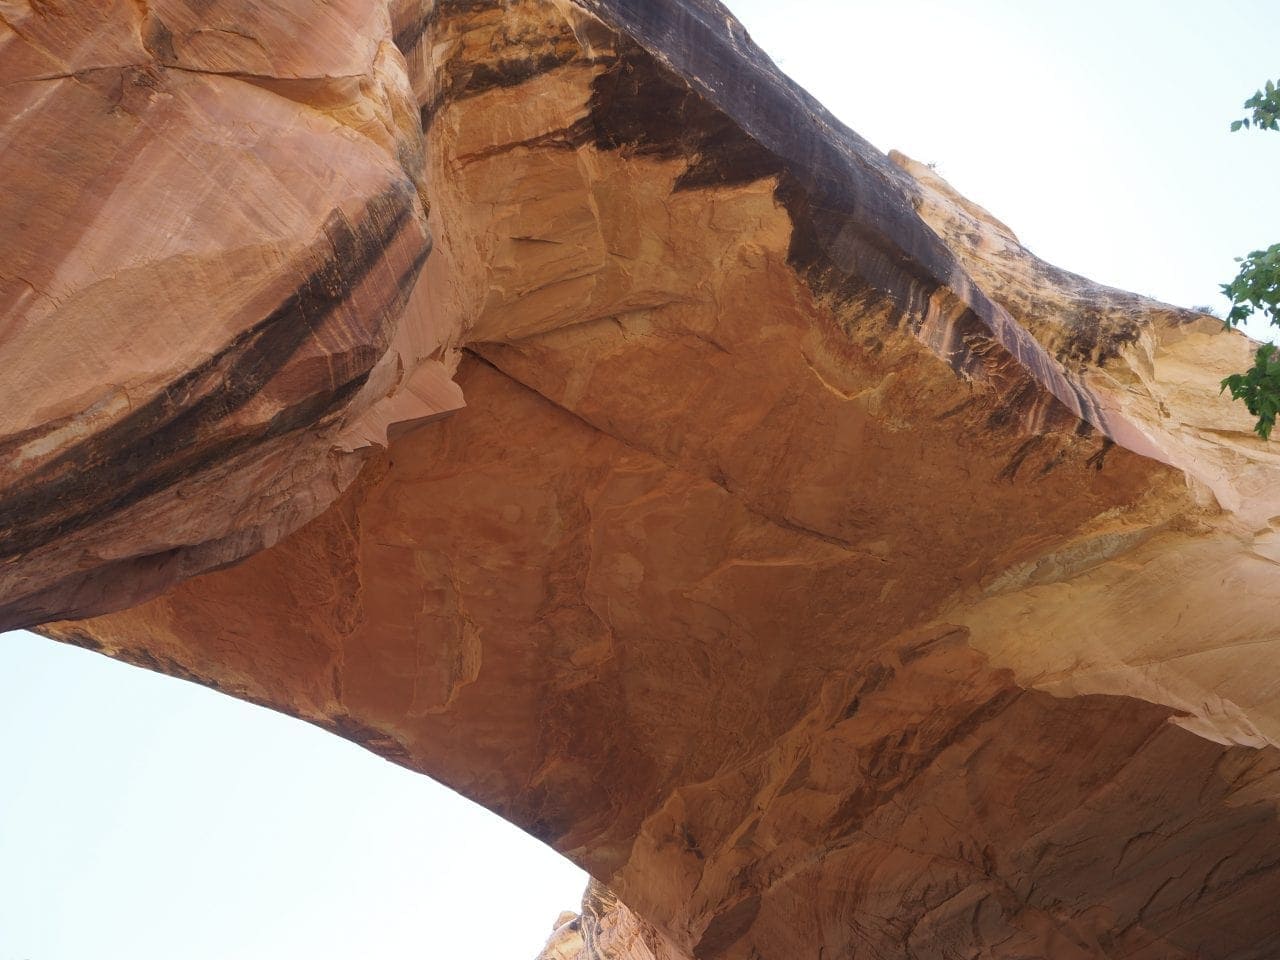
2,2,1278,958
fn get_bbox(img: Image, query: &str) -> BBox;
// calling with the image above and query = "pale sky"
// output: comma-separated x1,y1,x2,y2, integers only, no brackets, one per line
2,3,1277,958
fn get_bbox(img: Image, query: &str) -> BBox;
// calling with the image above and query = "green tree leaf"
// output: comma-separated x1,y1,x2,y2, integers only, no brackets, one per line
1221,80,1280,438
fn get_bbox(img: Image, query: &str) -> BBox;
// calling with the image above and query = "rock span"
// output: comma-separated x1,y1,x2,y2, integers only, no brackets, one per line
5,1,1280,957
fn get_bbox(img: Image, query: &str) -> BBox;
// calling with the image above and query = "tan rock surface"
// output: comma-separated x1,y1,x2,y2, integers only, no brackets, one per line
538,882,675,960
7,1,1280,957
0,0,463,626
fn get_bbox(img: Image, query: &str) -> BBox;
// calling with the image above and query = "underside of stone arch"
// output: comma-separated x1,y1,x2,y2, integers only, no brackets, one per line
4,2,1280,957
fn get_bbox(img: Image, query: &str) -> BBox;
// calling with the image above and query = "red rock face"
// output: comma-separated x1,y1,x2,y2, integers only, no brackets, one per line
0,0,462,626
8,2,1280,958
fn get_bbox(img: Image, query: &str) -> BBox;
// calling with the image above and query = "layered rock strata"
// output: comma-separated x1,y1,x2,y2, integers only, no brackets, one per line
6,1,1280,957
0,0,463,625
537,882,675,960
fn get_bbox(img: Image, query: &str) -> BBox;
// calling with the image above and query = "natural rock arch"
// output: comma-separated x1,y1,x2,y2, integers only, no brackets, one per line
4,2,1280,957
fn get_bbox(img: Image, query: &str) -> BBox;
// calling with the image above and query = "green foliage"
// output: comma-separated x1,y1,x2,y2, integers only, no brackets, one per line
1221,344,1280,439
1230,79,1280,132
1219,80,1280,438
1221,244,1280,327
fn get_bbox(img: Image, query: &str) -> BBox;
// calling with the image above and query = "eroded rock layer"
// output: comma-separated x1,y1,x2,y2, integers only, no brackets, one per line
8,1,1280,957
538,882,676,960
0,0,463,626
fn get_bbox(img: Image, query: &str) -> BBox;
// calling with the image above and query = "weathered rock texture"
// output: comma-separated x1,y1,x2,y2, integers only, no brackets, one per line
0,0,462,625
538,882,678,960
6,1,1280,957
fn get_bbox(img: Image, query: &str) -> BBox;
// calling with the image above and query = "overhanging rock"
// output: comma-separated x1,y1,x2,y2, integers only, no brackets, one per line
5,2,1280,957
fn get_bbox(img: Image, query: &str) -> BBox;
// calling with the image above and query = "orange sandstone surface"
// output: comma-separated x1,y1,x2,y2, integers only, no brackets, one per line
4,2,1280,957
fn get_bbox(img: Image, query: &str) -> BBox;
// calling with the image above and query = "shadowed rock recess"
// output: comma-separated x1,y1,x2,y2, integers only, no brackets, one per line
5,1,1280,957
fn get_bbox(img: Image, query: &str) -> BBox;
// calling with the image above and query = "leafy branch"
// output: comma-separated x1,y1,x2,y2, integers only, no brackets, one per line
1231,79,1280,131
1220,79,1280,438
1222,345,1280,439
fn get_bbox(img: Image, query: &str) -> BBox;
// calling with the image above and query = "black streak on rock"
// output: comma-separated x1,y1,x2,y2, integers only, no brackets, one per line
0,183,427,562
1086,437,1115,472
418,1,582,130
694,895,762,960
575,0,1129,446
585,41,783,191
997,435,1045,482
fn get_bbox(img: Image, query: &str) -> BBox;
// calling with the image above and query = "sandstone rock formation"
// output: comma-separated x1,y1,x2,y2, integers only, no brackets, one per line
6,1,1280,957
538,882,677,960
